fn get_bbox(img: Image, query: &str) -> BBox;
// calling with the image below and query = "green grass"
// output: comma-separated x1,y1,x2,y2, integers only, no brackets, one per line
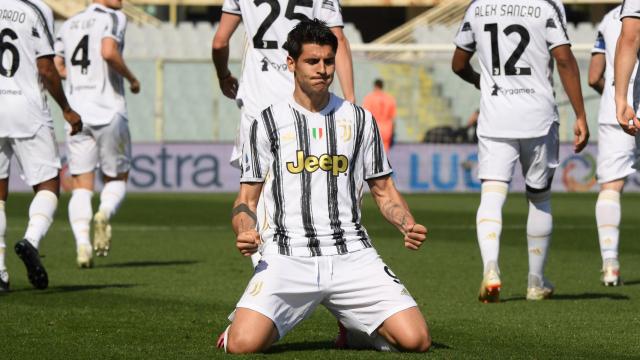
1,192,640,359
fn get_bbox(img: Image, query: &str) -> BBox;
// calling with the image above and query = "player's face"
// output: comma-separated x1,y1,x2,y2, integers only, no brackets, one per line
103,0,123,10
288,43,335,96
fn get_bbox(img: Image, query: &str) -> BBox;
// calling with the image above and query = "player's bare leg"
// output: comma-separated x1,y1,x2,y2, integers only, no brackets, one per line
0,178,9,291
93,172,128,257
476,180,508,303
223,308,279,354
14,176,60,290
596,179,625,286
375,307,431,352
69,172,95,267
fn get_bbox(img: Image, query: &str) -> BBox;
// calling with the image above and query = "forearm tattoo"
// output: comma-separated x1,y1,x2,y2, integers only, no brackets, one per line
380,200,410,231
232,203,257,224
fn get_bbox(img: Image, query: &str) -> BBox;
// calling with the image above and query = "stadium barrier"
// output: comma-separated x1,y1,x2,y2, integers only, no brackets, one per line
7,143,635,193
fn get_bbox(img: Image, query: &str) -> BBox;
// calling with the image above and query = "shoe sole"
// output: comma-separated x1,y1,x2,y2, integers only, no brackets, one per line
14,241,48,290
93,216,110,257
77,259,94,269
479,284,501,303
526,289,554,301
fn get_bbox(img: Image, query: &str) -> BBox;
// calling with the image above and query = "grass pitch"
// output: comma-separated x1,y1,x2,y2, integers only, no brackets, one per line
1,192,639,359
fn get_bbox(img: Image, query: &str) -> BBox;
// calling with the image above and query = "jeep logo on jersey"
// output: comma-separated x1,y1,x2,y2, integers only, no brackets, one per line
286,151,348,176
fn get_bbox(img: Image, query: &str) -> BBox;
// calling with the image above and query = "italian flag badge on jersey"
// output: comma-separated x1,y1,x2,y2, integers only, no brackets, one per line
312,128,324,140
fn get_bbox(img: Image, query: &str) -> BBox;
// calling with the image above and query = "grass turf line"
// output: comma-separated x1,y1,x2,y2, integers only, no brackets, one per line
1,193,639,359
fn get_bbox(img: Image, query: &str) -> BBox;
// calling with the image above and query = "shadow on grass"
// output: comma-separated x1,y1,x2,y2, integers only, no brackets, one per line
267,341,451,353
622,279,640,286
100,260,199,268
40,283,139,294
502,293,629,302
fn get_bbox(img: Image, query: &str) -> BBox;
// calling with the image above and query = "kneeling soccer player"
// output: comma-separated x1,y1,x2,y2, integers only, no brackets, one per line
218,19,431,353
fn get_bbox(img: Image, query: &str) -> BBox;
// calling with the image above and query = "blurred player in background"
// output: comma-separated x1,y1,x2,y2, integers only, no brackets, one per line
452,0,589,302
0,0,82,291
588,5,638,286
219,20,429,353
363,79,396,153
54,0,140,268
212,0,354,267
615,0,640,135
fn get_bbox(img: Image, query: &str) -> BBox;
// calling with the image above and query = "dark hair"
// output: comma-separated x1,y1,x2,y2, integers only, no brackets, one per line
374,79,384,89
283,19,338,60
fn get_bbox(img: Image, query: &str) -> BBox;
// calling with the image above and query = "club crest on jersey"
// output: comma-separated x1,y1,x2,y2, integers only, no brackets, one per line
311,127,324,140
286,151,348,176
338,120,352,142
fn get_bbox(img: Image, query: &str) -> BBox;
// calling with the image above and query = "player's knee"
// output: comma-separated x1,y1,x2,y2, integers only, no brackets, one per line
395,328,431,353
225,332,264,354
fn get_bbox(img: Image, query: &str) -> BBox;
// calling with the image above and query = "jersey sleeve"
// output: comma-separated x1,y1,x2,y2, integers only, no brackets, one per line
103,10,127,42
362,111,392,180
592,20,606,54
544,1,571,50
314,0,344,28
240,116,272,183
453,5,476,52
32,5,55,58
621,0,640,19
54,23,66,57
222,0,242,15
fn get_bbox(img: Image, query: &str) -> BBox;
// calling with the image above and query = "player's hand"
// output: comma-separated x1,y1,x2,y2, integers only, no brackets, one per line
236,229,261,256
573,117,589,153
616,101,639,136
129,78,141,94
63,109,83,136
219,72,239,99
402,223,427,251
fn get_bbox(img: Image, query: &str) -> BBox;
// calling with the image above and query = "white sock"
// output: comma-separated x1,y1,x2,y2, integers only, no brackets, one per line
526,190,552,280
69,189,93,248
99,180,126,220
0,200,6,270
595,189,621,262
476,181,508,273
24,190,58,249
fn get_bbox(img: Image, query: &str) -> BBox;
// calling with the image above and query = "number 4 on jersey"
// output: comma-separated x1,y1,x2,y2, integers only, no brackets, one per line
71,35,91,74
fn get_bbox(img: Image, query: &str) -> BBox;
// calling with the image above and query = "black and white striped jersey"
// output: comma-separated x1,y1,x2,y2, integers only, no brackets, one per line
241,94,392,257
54,4,127,126
454,0,570,139
0,0,55,138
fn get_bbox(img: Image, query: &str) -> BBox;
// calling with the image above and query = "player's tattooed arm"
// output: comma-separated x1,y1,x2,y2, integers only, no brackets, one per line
231,182,263,256
232,203,257,233
368,176,428,250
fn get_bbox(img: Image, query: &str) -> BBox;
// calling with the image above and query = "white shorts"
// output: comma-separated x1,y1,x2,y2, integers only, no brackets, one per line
478,123,559,190
230,248,418,339
230,110,256,169
66,114,131,178
0,126,61,186
597,124,639,184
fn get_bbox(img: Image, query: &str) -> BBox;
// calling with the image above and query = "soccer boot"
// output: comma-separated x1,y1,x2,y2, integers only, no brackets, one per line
601,258,622,287
76,244,93,269
14,239,48,290
0,269,9,292
526,274,554,301
216,326,230,350
93,211,112,257
334,321,348,349
478,262,501,303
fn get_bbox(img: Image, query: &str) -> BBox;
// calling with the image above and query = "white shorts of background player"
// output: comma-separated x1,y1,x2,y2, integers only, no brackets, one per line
478,123,559,189
65,114,131,177
597,124,640,184
0,126,61,186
